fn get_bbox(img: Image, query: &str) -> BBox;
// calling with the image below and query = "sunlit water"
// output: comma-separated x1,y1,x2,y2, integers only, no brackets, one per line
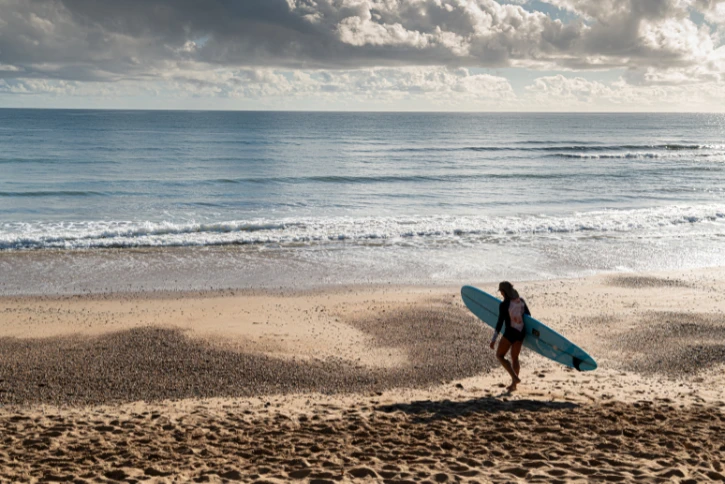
1,110,724,294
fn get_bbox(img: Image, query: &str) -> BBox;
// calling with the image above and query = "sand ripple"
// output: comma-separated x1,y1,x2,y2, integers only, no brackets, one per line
1,399,723,483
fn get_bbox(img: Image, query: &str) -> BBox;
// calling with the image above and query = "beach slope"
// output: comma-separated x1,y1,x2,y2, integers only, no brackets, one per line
1,268,725,482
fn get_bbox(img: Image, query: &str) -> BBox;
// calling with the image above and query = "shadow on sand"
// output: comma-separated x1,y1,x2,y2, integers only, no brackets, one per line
377,396,579,423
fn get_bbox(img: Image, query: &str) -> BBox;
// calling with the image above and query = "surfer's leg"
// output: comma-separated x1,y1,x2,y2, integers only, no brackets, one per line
496,338,519,383
508,340,523,391
511,340,522,377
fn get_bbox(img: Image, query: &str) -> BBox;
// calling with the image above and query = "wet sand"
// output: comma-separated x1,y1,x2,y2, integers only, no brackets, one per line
1,267,725,482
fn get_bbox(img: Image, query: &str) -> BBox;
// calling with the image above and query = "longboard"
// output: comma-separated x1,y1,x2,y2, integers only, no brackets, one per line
461,285,597,371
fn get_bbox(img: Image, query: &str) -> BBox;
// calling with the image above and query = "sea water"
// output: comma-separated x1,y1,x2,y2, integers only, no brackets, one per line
1,109,724,294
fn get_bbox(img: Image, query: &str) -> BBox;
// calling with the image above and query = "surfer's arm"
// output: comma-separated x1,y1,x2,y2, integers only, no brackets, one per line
492,302,506,344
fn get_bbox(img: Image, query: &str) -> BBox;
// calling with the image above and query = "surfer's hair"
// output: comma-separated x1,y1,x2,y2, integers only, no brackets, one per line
498,281,519,300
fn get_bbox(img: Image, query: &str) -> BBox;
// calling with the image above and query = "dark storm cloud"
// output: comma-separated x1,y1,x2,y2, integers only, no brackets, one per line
0,0,719,82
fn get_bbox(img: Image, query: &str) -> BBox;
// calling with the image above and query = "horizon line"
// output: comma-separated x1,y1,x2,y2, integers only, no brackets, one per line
1,107,723,115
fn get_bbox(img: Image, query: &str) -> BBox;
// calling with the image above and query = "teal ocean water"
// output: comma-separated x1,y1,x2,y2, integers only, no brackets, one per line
1,109,724,294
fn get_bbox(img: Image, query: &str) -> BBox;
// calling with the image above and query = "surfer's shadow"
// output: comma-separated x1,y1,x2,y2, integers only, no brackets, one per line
376,397,578,423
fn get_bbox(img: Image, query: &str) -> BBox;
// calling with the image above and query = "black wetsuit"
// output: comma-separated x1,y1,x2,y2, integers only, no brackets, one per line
495,298,530,343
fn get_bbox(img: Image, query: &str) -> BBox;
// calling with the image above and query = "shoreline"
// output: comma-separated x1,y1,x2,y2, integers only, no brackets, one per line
5,238,725,297
3,253,725,296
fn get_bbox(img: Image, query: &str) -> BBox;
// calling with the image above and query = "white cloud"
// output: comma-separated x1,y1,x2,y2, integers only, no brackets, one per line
0,78,81,96
524,73,725,110
221,66,518,108
638,17,713,63
695,0,725,25
336,16,431,48
0,0,724,110
4,66,725,111
0,66,518,109
2,0,722,79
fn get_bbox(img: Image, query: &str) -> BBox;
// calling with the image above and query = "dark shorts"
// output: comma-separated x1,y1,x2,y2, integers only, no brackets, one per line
503,327,525,344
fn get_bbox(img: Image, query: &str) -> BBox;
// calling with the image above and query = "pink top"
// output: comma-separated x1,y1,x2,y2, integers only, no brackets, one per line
508,298,526,332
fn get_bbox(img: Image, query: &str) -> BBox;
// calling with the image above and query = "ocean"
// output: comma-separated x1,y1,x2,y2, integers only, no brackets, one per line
1,109,724,295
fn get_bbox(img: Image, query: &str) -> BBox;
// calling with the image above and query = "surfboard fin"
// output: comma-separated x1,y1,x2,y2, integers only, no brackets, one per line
572,357,583,371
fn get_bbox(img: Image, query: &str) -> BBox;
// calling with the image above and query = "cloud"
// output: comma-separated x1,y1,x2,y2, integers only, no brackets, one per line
191,66,519,111
0,0,724,111
4,64,725,112
524,73,725,110
694,0,725,25
0,65,519,110
0,0,722,82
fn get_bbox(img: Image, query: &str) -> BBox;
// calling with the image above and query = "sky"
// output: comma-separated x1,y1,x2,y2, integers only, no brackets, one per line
0,0,724,111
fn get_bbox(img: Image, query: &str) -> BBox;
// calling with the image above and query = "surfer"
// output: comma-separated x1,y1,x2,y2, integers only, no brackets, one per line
489,281,530,392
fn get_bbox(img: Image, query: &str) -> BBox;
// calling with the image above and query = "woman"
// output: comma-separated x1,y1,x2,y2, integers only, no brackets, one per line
489,281,530,392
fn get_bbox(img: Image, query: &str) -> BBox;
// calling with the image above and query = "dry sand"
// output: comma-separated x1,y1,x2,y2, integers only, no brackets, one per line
1,267,725,483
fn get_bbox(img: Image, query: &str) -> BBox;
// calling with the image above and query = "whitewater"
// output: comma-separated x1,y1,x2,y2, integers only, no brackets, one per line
1,109,724,294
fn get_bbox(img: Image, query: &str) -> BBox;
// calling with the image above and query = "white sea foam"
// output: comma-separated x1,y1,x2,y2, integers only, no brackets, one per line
554,151,724,160
2,204,723,251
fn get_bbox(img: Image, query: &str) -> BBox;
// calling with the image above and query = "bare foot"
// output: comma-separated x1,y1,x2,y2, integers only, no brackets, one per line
507,376,521,392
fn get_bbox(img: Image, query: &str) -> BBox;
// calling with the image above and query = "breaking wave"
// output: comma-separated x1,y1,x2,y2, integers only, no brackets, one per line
2,205,723,251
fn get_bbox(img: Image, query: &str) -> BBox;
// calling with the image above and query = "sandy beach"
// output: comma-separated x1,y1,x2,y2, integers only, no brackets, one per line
2,267,725,483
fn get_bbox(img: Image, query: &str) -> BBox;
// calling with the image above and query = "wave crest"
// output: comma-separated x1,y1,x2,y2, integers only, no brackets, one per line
1,205,723,251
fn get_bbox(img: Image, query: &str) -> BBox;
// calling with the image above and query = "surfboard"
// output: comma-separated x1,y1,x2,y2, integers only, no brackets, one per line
461,285,597,371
